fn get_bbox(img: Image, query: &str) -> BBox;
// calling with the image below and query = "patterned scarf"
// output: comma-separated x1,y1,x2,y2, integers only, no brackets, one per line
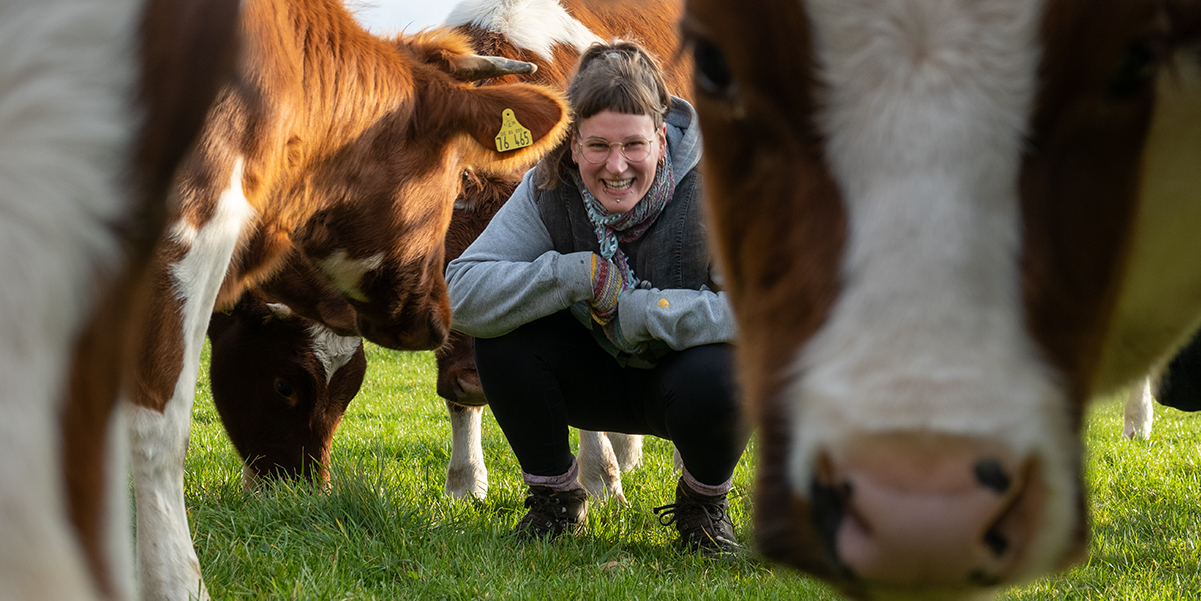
573,148,676,289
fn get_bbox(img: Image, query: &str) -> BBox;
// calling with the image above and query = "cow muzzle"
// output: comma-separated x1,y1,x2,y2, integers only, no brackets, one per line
766,431,1075,600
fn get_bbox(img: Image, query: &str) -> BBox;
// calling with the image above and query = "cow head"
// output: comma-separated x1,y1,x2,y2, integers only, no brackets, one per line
205,173,515,481
292,30,569,352
683,0,1201,597
207,291,366,484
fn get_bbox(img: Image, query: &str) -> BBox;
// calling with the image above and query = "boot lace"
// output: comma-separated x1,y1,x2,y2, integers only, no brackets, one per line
653,497,730,536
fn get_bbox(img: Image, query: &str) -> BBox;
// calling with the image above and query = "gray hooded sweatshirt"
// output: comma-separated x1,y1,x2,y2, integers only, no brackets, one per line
445,98,735,354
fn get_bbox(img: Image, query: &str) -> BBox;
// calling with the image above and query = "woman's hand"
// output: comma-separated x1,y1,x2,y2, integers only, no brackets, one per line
589,253,623,324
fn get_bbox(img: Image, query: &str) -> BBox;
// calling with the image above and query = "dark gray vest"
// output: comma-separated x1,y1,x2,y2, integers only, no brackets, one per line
534,168,713,366
534,168,714,292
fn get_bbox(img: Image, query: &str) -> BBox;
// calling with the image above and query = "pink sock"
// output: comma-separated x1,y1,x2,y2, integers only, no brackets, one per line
523,457,584,492
682,467,732,497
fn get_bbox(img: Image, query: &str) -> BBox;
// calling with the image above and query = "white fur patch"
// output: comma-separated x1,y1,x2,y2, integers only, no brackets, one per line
790,0,1075,581
130,156,255,601
445,0,602,61
313,250,384,302
0,0,141,597
305,322,362,385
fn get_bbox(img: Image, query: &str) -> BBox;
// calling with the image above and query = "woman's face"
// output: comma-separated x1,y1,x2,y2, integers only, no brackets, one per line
570,109,667,214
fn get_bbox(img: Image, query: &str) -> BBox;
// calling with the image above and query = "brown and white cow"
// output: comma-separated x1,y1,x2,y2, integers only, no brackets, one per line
123,0,569,598
682,0,1201,598
1,0,238,599
203,0,691,503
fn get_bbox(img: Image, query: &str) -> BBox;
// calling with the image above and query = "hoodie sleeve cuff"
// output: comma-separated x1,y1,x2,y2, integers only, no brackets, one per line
555,251,597,306
616,288,652,343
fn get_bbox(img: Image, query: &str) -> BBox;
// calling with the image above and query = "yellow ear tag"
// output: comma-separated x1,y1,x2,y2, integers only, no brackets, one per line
495,108,533,152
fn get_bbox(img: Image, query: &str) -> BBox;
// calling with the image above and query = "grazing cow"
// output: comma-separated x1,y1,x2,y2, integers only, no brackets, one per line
207,290,367,485
0,0,238,598
124,0,570,598
682,0,1201,598
205,0,690,502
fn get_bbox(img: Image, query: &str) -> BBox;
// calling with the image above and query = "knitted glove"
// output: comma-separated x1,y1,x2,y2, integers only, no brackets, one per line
589,253,623,325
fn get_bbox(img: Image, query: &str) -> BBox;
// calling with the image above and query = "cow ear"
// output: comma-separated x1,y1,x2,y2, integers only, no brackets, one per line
451,83,570,173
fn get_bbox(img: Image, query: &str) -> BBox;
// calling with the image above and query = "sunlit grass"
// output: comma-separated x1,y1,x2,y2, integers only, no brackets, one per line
184,341,1201,599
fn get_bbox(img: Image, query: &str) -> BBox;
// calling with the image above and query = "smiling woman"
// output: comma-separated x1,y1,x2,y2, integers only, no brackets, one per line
445,39,751,556
571,110,667,214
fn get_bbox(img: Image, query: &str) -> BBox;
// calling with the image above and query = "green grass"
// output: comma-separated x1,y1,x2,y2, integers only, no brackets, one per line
184,342,1201,599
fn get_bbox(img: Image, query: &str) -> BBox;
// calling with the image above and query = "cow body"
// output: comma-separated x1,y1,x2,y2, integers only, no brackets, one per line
204,0,689,503
682,0,1201,598
0,0,238,598
126,1,569,598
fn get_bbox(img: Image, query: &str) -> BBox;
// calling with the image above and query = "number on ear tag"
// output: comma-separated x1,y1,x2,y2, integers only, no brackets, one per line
495,109,533,152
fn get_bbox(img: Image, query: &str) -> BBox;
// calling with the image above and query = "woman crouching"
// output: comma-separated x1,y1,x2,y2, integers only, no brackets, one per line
445,40,748,555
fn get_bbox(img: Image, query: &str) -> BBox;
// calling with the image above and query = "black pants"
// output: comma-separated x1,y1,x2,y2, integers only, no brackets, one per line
473,310,749,486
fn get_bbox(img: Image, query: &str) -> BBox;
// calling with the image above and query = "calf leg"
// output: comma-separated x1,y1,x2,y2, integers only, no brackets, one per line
578,431,626,503
1122,375,1154,440
444,402,488,499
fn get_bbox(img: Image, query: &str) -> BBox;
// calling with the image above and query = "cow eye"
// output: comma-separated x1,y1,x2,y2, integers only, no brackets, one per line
1108,38,1161,100
692,37,734,97
274,378,295,400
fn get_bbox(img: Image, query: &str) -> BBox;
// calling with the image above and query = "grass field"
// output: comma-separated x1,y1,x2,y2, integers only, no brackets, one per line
182,342,1201,599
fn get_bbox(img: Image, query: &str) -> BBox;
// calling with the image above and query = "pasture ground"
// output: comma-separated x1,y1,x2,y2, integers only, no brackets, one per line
182,342,1201,599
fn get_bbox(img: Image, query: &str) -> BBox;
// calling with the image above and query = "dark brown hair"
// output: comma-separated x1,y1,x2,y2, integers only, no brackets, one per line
536,39,671,189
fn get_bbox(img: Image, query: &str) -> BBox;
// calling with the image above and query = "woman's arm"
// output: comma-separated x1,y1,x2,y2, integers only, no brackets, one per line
616,278,737,351
445,172,596,338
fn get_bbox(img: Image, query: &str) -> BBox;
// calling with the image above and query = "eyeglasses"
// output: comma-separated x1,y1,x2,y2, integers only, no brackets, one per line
576,136,655,164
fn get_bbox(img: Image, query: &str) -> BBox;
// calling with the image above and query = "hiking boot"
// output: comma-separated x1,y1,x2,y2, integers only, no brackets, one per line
653,479,740,556
513,486,588,540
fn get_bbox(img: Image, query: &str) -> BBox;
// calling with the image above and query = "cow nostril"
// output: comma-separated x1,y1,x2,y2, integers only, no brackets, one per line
983,528,1009,557
974,459,1011,493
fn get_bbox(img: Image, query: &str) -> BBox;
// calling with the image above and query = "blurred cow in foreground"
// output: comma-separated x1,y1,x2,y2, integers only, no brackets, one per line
0,0,238,598
682,0,1201,598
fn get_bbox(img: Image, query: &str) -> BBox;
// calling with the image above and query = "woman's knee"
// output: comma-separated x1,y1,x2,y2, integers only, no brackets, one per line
663,344,738,409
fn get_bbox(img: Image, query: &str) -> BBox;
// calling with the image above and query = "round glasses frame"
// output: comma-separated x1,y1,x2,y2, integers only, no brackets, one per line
576,136,655,164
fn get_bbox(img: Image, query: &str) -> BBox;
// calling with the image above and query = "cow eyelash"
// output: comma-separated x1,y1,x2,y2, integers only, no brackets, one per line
1109,34,1169,100
679,22,737,101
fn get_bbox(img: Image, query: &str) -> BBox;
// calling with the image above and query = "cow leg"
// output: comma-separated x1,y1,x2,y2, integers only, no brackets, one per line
128,392,207,601
1122,375,1155,440
128,158,254,600
578,431,626,503
606,432,643,472
444,402,488,499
